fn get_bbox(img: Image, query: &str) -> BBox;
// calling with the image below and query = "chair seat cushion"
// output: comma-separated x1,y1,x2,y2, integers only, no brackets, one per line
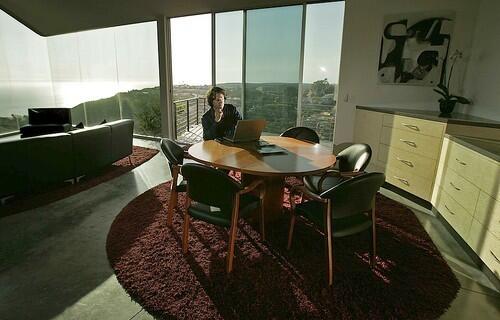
303,174,345,194
295,200,372,237
189,194,260,227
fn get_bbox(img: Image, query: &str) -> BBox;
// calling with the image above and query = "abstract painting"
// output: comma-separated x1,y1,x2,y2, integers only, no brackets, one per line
378,12,455,86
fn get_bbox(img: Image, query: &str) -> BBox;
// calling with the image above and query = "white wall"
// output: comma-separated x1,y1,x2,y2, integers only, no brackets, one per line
461,0,500,121
334,0,480,143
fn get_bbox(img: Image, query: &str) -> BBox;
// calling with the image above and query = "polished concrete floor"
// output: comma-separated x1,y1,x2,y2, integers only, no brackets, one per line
0,139,498,320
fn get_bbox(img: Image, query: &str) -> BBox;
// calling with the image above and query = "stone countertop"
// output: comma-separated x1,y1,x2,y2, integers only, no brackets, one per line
357,105,500,129
446,134,500,162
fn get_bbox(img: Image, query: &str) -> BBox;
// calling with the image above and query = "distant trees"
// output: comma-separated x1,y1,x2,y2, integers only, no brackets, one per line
136,102,161,136
305,78,336,105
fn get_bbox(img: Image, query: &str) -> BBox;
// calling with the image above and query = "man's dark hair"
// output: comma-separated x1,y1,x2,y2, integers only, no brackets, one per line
206,86,226,107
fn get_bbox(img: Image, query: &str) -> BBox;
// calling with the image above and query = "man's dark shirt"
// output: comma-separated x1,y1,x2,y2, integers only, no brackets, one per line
202,104,242,140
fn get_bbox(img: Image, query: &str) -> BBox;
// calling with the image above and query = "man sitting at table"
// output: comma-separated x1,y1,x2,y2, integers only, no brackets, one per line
202,86,242,140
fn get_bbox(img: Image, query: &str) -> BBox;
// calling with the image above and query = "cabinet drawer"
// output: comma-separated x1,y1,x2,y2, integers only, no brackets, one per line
378,144,437,180
380,127,442,160
435,188,473,239
386,167,433,200
383,114,445,138
467,220,500,279
444,140,500,199
474,191,500,238
440,166,480,214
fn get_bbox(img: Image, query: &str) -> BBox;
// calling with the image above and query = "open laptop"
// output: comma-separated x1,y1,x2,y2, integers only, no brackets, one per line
223,119,267,143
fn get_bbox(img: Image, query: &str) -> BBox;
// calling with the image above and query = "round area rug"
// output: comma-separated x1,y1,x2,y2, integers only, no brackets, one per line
1,146,158,217
106,182,460,320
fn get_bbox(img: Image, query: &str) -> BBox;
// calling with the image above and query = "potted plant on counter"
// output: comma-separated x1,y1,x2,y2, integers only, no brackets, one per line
433,49,471,116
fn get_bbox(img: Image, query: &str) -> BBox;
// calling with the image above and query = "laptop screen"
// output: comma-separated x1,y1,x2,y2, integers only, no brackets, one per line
225,119,267,143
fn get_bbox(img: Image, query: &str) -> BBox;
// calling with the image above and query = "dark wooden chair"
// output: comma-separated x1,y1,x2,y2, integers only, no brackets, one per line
181,163,265,273
281,126,320,188
287,172,385,286
160,138,190,226
303,143,372,194
280,126,320,144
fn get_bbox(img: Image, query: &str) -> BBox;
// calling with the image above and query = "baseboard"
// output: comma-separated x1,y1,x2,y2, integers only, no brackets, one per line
382,182,432,210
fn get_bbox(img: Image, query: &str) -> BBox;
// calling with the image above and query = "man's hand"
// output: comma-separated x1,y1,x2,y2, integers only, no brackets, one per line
215,110,223,122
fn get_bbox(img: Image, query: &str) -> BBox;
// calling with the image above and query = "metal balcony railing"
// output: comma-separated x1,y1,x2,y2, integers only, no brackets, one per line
173,97,207,140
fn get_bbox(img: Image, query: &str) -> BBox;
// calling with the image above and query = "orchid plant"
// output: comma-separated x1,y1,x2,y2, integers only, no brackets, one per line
433,49,471,105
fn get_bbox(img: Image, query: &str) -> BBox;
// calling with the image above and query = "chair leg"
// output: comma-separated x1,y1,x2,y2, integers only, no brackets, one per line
167,189,177,226
182,198,191,254
167,168,180,226
259,200,266,241
287,213,296,250
370,199,377,267
325,200,334,286
227,198,240,273
128,155,133,166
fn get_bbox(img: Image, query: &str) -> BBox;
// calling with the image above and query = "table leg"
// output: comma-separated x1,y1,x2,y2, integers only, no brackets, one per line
242,174,285,224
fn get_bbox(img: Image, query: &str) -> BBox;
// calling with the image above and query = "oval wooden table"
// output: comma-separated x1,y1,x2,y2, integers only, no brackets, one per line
188,136,336,223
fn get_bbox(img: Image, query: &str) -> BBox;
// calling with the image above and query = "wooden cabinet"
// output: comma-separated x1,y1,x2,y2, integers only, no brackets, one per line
354,109,445,201
433,136,500,280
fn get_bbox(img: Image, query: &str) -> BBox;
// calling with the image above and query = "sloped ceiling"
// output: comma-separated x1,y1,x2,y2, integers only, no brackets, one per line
0,0,324,36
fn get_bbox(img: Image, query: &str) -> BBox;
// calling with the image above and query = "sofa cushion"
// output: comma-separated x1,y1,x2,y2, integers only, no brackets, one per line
26,133,74,190
0,135,32,197
28,108,72,125
69,125,112,177
103,119,134,163
20,123,72,138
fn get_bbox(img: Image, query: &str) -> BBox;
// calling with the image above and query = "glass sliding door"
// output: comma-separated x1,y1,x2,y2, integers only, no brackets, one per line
114,22,160,136
302,2,345,145
171,14,211,141
245,6,302,135
215,11,243,114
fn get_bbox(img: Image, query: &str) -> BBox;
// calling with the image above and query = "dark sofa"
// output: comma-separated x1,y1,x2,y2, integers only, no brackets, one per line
0,119,134,199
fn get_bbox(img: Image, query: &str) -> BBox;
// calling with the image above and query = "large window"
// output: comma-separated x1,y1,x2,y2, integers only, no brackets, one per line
215,11,243,113
245,6,303,135
0,9,159,136
1,2,345,143
302,2,345,145
171,14,212,138
47,23,160,135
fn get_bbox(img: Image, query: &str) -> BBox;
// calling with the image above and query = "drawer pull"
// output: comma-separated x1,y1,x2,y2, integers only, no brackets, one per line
449,182,461,191
402,123,420,131
491,251,500,264
396,157,414,168
455,158,467,166
399,139,417,148
393,176,409,186
444,204,456,215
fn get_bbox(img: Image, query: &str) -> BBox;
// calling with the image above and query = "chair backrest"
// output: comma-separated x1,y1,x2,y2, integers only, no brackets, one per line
280,126,320,144
181,163,243,211
160,138,184,170
336,143,372,173
320,172,385,219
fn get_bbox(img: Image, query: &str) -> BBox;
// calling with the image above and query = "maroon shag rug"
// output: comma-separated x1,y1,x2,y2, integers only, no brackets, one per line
106,181,460,320
0,146,158,217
